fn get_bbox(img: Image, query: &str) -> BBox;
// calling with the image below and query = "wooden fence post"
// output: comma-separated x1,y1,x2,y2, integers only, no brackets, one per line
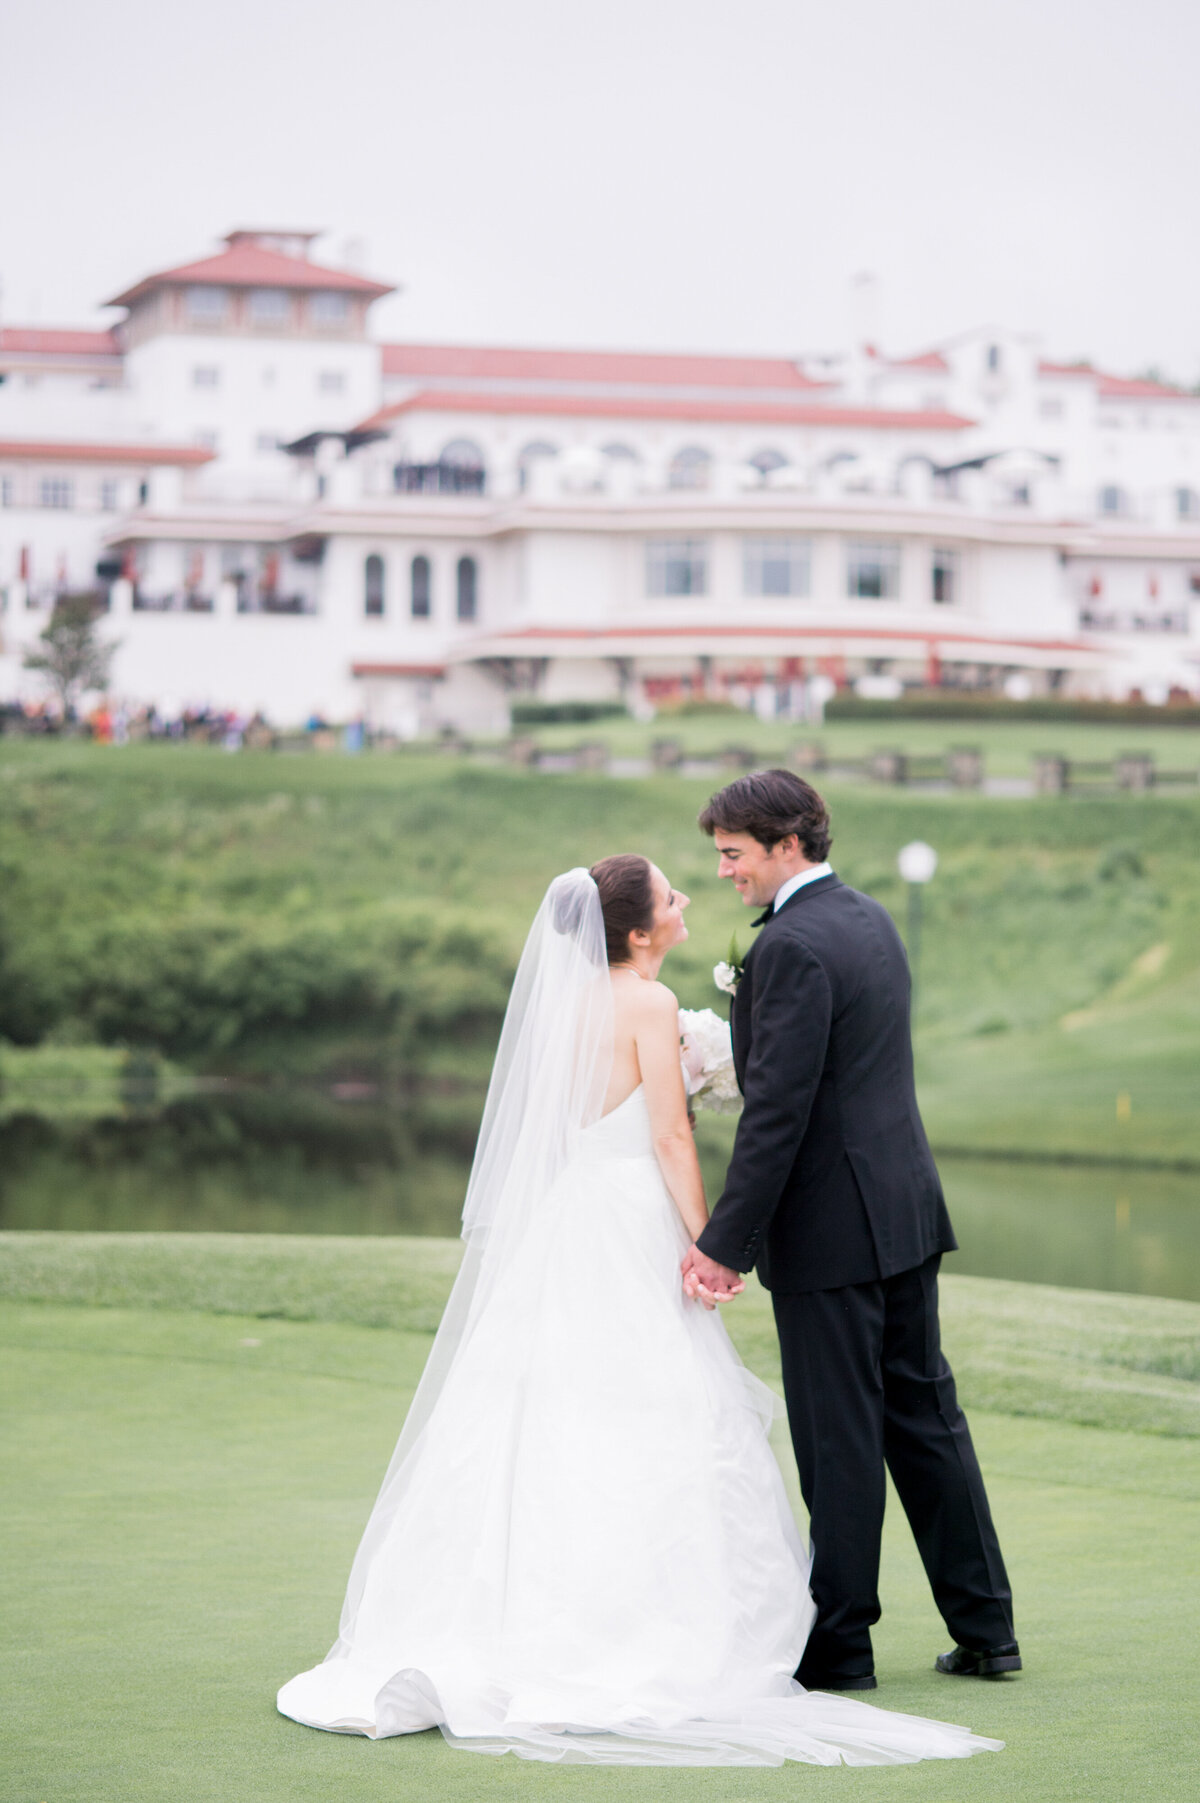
946,745,984,788
1033,754,1068,794
870,750,908,785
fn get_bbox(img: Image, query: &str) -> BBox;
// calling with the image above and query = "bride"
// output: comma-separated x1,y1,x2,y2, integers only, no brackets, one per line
277,859,1002,1767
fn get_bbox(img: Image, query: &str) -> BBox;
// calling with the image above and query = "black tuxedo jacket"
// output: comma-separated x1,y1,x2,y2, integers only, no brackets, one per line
696,873,956,1292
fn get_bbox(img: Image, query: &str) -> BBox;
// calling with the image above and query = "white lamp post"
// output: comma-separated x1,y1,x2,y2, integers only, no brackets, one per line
897,840,938,1008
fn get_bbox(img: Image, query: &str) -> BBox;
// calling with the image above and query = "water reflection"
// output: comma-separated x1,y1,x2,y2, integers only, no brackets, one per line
940,1156,1200,1303
2,1091,1197,1303
0,1088,475,1237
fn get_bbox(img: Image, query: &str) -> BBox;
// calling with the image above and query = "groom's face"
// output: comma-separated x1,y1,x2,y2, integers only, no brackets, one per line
713,831,795,907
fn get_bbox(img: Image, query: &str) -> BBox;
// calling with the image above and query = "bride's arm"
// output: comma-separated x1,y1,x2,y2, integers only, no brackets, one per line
634,982,710,1244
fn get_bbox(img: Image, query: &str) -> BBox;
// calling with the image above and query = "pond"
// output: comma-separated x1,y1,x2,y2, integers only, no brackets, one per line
2,1089,1198,1304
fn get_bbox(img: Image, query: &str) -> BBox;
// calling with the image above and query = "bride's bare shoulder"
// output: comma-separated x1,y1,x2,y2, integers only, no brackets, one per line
611,972,678,1023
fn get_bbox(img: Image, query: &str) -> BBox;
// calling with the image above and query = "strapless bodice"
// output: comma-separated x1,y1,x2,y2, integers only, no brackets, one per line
579,1084,654,1159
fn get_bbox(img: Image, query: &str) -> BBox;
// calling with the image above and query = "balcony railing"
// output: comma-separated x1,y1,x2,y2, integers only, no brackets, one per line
393,462,486,495
1079,606,1189,635
132,592,215,613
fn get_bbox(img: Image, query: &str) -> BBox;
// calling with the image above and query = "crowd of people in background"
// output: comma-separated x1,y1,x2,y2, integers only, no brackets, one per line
0,698,295,750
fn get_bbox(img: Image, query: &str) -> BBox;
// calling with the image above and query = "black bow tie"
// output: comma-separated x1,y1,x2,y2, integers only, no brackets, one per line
752,908,772,928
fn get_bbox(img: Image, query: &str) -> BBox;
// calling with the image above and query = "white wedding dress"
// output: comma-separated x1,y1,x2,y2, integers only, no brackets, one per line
278,871,1001,1766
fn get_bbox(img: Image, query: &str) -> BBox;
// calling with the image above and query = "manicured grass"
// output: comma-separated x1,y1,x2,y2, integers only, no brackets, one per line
529,707,1200,781
2,1235,1198,1800
4,1230,1200,1438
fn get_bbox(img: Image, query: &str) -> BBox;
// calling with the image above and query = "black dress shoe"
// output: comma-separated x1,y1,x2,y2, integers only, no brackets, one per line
795,1670,877,1692
936,1642,1022,1678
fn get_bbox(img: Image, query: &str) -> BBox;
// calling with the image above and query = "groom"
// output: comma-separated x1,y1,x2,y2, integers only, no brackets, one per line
682,769,1019,1692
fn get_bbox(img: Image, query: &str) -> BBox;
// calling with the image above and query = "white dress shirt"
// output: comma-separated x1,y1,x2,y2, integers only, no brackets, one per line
772,862,833,912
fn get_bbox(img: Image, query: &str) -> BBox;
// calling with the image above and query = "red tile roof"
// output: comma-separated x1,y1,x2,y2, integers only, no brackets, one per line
0,327,121,357
1095,373,1193,401
351,662,446,678
1038,360,1097,379
0,439,214,465
1038,360,1193,401
467,622,1104,656
107,243,393,308
887,350,950,373
380,342,832,390
359,389,974,433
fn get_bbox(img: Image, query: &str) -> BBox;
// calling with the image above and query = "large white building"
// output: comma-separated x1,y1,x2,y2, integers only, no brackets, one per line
3,227,1199,731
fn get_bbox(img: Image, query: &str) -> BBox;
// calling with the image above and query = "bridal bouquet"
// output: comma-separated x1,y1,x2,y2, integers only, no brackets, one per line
679,1008,743,1116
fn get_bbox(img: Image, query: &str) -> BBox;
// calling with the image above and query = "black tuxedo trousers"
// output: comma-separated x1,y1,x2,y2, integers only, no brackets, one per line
776,1255,1015,1683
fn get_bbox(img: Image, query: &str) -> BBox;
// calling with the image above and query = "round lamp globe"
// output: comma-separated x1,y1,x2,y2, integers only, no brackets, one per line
898,840,938,885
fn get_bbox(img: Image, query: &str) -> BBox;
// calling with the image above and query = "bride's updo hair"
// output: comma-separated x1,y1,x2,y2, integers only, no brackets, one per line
588,854,655,966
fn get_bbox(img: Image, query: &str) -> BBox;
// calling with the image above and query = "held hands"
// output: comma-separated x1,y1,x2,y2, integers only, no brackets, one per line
681,1244,745,1311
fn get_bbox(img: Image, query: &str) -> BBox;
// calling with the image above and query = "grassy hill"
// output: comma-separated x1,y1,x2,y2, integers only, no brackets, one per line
1,737,1198,1163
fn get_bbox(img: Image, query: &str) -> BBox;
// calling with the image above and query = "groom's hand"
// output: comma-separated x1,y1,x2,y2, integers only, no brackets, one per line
681,1245,745,1309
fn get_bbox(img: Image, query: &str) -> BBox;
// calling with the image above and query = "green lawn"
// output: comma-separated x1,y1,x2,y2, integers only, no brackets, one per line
3,739,1199,1161
2,1232,1199,1801
529,707,1200,781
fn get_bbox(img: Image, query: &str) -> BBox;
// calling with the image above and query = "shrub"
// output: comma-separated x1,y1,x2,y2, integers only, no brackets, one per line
655,697,744,718
0,904,515,1063
510,700,628,725
826,693,1200,726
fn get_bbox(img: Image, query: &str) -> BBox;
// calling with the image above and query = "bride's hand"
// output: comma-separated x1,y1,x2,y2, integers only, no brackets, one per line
682,1246,745,1309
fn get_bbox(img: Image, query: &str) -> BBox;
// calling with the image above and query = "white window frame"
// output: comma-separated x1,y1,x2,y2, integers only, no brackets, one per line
310,291,350,326
846,540,901,600
39,477,74,510
185,285,229,323
249,288,290,325
646,538,708,597
743,537,811,598
931,546,959,605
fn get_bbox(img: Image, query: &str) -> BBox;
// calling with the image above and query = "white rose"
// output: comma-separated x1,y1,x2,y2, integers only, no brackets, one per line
713,961,740,996
678,1008,742,1114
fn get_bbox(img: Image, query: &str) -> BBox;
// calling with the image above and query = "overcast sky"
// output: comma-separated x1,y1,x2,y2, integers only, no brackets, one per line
3,0,1198,378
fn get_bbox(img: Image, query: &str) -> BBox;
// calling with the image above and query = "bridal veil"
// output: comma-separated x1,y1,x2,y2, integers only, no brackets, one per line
333,868,612,1654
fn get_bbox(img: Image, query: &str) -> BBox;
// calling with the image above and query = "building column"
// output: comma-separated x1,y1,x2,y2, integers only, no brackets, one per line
108,577,134,618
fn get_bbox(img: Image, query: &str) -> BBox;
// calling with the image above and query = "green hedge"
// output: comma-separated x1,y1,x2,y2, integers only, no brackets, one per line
510,700,629,725
826,694,1200,726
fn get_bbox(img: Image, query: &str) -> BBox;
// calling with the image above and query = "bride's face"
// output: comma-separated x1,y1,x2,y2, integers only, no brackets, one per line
637,865,690,960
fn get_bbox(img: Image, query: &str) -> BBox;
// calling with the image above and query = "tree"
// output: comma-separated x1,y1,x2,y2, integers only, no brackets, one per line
23,591,119,716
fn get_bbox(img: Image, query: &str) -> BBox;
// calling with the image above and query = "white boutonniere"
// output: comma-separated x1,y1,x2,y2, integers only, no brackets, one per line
713,935,745,997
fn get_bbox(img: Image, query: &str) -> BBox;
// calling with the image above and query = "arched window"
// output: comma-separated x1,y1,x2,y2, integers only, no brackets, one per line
747,448,788,477
601,442,640,461
518,440,559,491
668,446,713,491
364,553,385,617
440,438,485,472
411,554,431,619
456,555,477,622
394,440,486,495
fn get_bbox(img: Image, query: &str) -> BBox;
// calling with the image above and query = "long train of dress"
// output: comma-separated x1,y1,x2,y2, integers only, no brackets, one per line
277,1087,1003,1766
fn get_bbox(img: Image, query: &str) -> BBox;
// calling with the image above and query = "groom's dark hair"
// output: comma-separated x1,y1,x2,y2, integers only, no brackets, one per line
698,769,832,861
